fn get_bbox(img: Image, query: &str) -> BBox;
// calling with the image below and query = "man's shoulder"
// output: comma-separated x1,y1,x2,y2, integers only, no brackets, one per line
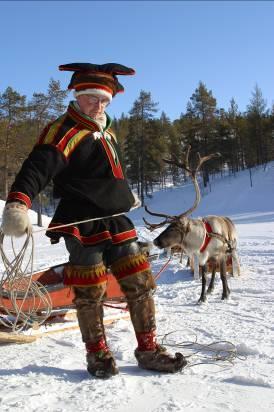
35,112,97,159
37,114,69,145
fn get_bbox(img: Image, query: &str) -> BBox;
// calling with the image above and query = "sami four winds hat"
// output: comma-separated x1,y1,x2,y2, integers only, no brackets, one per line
59,63,135,100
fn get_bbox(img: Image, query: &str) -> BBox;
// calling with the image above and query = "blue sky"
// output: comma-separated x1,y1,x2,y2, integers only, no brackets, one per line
1,1,273,120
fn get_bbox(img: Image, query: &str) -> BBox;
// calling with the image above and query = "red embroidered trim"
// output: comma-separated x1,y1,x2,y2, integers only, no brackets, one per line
113,261,150,280
112,229,137,244
47,224,112,245
86,339,109,354
47,224,137,246
56,124,84,152
136,331,157,351
100,137,124,179
74,83,113,95
7,192,32,208
67,105,100,131
63,272,108,286
200,221,213,253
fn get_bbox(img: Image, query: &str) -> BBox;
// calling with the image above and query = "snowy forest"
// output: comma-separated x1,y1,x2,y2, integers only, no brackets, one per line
0,80,273,212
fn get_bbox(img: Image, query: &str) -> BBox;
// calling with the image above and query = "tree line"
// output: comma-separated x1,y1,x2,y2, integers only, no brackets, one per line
115,83,274,205
0,79,273,219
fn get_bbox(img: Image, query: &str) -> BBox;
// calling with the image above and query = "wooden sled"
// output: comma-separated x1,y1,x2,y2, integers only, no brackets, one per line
0,262,125,312
0,262,128,344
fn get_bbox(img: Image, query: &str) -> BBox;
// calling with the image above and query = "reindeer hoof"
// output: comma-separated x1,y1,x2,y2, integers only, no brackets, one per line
206,288,214,295
198,297,207,304
221,293,230,300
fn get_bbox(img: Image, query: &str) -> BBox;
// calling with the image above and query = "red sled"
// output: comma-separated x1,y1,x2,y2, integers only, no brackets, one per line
0,263,125,314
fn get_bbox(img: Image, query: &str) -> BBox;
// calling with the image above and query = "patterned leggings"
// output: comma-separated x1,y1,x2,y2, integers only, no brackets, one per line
63,237,156,348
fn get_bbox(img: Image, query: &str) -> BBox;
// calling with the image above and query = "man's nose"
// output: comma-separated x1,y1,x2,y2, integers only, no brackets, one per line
96,101,105,108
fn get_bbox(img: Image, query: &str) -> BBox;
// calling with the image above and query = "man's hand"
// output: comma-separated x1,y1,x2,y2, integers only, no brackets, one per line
1,202,32,237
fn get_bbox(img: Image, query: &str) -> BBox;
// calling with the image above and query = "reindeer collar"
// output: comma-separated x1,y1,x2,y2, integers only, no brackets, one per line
200,220,213,252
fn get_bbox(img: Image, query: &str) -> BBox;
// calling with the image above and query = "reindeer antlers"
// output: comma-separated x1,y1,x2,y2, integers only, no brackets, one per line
163,145,221,178
162,146,221,219
143,146,221,229
143,206,177,231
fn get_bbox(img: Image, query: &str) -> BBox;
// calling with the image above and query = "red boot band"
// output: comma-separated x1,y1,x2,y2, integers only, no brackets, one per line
86,339,109,354
136,331,157,351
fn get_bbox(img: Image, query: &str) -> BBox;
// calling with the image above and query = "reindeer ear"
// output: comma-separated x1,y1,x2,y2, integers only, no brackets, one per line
179,216,187,226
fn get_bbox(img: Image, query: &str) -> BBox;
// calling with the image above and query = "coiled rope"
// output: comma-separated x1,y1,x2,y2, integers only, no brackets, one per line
0,228,52,332
158,330,246,369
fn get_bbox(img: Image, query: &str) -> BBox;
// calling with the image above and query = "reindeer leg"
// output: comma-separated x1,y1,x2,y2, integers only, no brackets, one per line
207,263,216,295
220,258,230,300
193,254,200,280
198,264,207,303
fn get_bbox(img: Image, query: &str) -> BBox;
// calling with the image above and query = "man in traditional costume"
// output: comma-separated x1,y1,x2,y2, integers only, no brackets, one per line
1,63,187,378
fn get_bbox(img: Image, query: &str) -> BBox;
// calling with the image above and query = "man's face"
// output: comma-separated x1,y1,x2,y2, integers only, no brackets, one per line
76,94,110,118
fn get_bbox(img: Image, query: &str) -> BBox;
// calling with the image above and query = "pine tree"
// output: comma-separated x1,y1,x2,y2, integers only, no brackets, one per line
184,82,217,186
0,87,26,198
30,78,68,134
246,84,268,166
126,91,158,205
29,79,68,225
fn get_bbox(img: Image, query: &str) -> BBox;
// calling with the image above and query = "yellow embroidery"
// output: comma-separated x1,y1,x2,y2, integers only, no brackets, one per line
65,263,106,279
111,254,147,273
43,115,66,144
62,130,91,158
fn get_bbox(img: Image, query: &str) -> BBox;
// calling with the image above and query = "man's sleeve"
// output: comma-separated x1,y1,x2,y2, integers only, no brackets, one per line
7,144,67,208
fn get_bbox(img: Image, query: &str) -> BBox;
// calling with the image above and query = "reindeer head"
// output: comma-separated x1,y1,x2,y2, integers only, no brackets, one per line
143,146,221,250
144,207,190,249
153,216,190,249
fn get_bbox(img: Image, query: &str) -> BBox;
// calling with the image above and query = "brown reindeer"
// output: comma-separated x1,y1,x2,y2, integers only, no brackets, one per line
143,146,240,303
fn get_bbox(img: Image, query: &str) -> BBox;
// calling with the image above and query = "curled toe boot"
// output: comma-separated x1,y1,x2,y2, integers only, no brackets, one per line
87,350,119,379
135,344,187,373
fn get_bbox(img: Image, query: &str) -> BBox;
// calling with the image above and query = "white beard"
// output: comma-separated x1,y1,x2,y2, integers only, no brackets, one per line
93,113,107,130
74,101,107,130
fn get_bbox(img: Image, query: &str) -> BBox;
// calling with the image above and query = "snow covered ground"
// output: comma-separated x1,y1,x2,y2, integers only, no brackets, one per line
0,164,274,412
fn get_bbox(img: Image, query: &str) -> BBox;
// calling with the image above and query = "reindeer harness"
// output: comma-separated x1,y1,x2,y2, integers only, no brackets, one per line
200,219,235,254
200,220,213,252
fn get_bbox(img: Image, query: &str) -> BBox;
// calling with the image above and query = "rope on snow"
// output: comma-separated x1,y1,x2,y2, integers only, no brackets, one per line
158,330,246,369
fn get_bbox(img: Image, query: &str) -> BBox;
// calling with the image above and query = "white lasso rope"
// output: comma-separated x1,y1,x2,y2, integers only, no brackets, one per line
0,228,52,332
158,330,246,368
0,212,126,332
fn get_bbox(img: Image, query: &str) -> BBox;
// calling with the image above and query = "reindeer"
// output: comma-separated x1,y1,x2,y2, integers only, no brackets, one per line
143,146,240,303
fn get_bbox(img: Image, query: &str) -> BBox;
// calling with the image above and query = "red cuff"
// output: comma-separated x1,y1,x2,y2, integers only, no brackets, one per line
86,339,109,354
7,192,32,209
136,330,157,351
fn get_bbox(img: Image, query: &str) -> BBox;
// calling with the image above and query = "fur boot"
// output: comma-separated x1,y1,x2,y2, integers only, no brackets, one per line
86,347,119,378
135,344,187,373
117,267,187,373
73,285,119,378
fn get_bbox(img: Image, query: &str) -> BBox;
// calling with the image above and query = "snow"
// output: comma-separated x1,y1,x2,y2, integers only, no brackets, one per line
0,164,274,412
